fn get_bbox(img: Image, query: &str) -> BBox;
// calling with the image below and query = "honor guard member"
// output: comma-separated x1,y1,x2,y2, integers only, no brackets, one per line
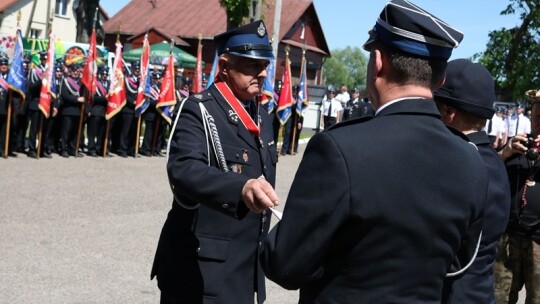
117,61,139,157
48,65,65,154
496,89,540,304
139,71,161,157
13,56,31,154
86,66,109,157
26,51,53,158
0,53,10,157
59,63,84,157
262,1,489,303
342,87,363,121
434,59,511,303
321,85,343,130
151,20,279,304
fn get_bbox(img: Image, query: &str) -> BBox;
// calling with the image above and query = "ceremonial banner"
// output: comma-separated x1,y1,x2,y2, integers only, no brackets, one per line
261,58,276,114
277,56,293,125
106,42,126,120
297,53,309,115
7,29,26,102
135,33,150,117
81,29,97,96
156,53,176,123
38,32,57,118
192,39,203,93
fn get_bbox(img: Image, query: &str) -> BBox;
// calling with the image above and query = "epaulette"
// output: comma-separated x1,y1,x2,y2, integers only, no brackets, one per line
187,91,213,103
328,115,374,131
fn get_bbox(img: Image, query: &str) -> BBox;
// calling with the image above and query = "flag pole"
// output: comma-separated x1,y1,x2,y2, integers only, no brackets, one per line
4,91,12,158
103,24,121,158
135,115,141,157
37,10,54,159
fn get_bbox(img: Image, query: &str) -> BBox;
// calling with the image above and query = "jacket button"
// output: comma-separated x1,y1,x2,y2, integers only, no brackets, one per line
222,203,229,209
196,247,201,253
262,217,266,223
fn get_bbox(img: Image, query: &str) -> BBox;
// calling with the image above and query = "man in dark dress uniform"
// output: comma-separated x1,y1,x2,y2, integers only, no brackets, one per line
434,59,511,303
59,64,84,157
343,87,374,121
117,61,139,157
26,51,53,158
496,90,540,304
139,71,160,157
0,54,10,158
262,1,489,303
86,67,109,157
151,20,279,304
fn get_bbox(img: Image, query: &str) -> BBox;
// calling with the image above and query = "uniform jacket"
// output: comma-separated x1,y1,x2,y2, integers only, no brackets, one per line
27,65,45,111
442,131,511,304
0,73,9,115
89,79,109,117
59,76,82,117
123,75,138,114
151,83,278,304
262,99,488,303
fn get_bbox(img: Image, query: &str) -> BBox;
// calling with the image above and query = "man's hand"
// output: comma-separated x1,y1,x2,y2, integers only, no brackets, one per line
77,97,85,103
499,133,538,160
241,178,279,213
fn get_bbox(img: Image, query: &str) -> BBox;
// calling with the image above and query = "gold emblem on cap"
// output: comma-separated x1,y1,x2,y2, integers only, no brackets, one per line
257,22,266,37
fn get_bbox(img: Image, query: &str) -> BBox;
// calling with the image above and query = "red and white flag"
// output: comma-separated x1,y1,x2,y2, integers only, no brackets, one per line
106,42,126,120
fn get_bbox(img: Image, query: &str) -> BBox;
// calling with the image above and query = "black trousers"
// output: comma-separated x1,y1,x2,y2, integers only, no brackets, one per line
141,119,155,154
60,115,79,154
323,116,337,130
27,109,41,152
87,115,106,154
119,112,135,154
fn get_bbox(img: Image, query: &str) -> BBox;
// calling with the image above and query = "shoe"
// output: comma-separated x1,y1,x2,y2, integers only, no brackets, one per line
27,151,37,158
118,151,128,158
87,151,97,157
140,151,151,157
8,152,17,157
153,151,165,157
0,151,5,158
40,152,52,159
61,151,69,158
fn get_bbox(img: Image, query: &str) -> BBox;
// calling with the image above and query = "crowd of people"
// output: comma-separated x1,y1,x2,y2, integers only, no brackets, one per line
0,50,206,159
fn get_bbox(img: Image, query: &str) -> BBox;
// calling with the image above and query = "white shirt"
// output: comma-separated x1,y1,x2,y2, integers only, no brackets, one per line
335,91,350,106
506,113,531,137
323,98,343,118
485,114,506,136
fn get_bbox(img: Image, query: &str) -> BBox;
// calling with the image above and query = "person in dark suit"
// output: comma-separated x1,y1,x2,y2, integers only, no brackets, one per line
117,61,139,157
59,64,84,157
139,71,160,157
151,20,279,304
0,54,10,158
86,66,109,157
261,1,489,303
434,59,511,303
496,90,540,304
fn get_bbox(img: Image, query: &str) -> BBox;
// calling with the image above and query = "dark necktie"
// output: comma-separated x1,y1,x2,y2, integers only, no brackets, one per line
327,100,332,117
488,119,492,134
516,115,520,135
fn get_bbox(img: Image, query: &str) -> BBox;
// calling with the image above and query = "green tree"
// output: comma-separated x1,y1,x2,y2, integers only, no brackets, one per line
74,0,102,43
323,46,367,91
476,0,540,101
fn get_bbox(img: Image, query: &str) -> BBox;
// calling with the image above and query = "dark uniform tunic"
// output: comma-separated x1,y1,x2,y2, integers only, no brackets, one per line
151,84,278,303
343,98,374,121
87,78,109,155
59,76,83,155
442,131,511,303
0,72,9,156
26,65,46,155
262,99,488,303
140,83,159,155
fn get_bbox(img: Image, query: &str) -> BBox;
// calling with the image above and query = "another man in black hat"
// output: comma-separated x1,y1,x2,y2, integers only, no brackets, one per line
342,87,373,121
262,1,488,302
26,51,52,158
151,20,279,304
86,66,109,157
58,63,84,157
116,61,139,157
0,53,10,157
139,71,161,157
433,59,511,303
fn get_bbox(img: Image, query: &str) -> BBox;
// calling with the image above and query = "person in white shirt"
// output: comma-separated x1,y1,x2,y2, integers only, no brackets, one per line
506,104,531,139
321,85,343,130
485,106,507,150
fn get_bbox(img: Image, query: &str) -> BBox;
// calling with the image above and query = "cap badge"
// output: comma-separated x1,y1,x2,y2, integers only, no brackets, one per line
228,110,239,123
257,22,266,37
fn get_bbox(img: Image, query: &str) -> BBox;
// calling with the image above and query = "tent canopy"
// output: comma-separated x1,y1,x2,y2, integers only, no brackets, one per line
123,41,203,69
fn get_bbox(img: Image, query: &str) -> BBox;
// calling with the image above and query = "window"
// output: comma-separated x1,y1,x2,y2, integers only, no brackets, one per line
30,28,42,39
55,0,68,16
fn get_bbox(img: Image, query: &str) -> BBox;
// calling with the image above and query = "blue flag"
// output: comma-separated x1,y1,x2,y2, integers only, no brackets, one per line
7,29,26,102
261,58,276,113
206,51,218,89
297,56,309,115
